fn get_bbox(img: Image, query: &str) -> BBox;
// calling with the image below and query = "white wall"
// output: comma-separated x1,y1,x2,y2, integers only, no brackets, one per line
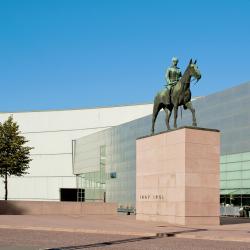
0,103,153,200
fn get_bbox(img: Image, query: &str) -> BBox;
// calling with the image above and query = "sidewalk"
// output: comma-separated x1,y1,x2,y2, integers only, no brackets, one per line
0,214,249,243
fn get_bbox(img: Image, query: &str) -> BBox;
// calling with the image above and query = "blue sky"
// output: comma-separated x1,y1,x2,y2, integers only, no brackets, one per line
0,0,249,111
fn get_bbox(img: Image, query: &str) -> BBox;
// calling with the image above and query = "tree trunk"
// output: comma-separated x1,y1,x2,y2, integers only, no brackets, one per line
4,167,8,200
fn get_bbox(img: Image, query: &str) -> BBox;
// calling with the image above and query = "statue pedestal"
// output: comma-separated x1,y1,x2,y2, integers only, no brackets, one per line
136,127,220,225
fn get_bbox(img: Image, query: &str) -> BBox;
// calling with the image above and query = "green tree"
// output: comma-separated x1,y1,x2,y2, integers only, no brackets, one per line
0,116,33,200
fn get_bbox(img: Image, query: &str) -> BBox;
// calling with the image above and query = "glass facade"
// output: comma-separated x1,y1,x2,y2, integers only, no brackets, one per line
74,81,250,208
75,144,106,202
220,151,250,205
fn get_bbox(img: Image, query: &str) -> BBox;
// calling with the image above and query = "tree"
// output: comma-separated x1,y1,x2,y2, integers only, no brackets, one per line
0,116,33,200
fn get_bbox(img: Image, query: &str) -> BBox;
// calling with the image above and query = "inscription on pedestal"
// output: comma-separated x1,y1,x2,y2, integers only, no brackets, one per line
139,194,165,200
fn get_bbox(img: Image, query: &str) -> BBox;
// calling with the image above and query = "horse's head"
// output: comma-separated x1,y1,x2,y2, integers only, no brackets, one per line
189,59,201,81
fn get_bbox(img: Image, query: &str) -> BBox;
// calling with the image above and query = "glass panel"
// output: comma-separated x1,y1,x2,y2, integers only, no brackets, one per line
241,170,250,179
220,155,227,164
242,161,250,171
220,172,227,181
220,180,227,189
226,171,241,180
242,152,250,161
242,180,250,188
227,180,241,189
220,163,227,172
227,153,242,163
226,162,241,172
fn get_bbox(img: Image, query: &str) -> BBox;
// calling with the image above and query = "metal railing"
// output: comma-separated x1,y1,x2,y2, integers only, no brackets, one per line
220,206,240,216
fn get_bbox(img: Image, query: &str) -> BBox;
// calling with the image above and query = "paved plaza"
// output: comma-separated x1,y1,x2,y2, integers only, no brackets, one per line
1,228,250,250
0,215,250,249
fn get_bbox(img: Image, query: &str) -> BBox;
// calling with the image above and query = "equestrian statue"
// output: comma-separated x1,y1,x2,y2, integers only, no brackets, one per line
151,58,201,134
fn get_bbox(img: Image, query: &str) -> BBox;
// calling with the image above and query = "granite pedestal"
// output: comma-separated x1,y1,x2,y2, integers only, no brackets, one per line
136,127,220,225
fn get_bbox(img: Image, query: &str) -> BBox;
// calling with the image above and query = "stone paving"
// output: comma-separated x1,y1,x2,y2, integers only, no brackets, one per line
0,214,250,244
0,228,250,250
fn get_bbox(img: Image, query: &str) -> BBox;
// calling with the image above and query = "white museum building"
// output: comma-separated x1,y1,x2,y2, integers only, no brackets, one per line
0,103,153,201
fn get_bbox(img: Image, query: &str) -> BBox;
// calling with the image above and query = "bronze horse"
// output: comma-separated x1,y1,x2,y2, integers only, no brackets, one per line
151,59,201,134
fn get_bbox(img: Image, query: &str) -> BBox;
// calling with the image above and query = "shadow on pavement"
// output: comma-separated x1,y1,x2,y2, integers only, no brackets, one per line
0,201,26,215
45,228,207,250
220,216,250,225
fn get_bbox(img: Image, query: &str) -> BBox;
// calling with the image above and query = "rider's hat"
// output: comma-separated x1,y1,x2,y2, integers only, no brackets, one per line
172,57,178,62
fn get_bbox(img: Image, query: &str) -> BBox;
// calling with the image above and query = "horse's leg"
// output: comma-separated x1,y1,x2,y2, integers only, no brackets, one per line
164,107,172,130
173,105,178,128
151,103,161,135
185,101,197,127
